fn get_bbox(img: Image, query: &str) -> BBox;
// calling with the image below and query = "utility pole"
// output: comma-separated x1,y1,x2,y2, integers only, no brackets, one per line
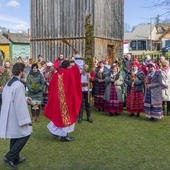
150,18,152,51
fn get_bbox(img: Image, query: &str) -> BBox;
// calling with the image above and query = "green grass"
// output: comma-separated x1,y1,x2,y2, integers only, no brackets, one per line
1,108,170,170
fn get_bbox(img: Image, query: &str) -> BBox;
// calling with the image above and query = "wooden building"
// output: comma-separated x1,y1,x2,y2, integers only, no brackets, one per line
159,26,170,47
3,31,30,60
30,0,124,63
124,24,158,52
0,33,10,64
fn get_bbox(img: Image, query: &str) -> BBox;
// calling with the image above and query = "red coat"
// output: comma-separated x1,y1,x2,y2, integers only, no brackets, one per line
44,65,82,127
53,58,64,69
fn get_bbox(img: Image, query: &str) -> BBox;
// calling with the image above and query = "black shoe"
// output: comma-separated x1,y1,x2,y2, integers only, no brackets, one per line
152,118,158,122
137,112,140,117
3,157,17,168
87,118,93,123
78,120,82,123
78,118,82,124
130,113,134,117
115,113,120,116
61,136,75,142
149,117,157,121
109,112,114,116
16,157,26,165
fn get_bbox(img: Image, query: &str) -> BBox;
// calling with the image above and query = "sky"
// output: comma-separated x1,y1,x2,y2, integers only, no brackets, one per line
124,0,169,31
0,0,169,33
0,0,30,33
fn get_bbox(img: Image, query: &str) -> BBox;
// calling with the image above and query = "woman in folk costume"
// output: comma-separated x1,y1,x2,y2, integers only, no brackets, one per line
124,62,145,117
41,62,55,109
26,63,45,123
160,60,170,115
144,62,163,121
93,60,109,111
103,63,124,116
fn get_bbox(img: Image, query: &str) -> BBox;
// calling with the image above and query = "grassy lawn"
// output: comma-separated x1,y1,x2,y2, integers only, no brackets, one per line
1,108,170,170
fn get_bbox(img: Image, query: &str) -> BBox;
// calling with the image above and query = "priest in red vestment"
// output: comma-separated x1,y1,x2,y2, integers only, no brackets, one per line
44,60,82,142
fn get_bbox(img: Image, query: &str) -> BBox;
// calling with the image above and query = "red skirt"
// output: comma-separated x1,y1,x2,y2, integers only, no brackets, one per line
104,85,123,113
126,87,144,113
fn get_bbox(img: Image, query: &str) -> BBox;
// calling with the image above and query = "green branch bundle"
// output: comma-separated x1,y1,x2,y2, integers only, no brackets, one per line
85,14,94,73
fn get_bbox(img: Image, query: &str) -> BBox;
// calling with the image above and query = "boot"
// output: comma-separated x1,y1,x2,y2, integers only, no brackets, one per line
31,108,36,123
31,114,36,123
78,105,83,123
35,109,40,123
86,108,93,123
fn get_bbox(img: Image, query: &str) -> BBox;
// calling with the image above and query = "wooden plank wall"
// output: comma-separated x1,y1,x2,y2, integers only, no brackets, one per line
94,38,122,62
30,0,123,61
94,0,123,40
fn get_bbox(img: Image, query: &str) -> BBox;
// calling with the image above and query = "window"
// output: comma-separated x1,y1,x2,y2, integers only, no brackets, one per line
165,40,170,46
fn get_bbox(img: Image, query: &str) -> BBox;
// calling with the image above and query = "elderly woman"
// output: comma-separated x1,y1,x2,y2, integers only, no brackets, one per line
93,61,109,111
144,63,163,121
41,62,55,109
104,63,124,116
124,62,145,117
26,63,45,123
161,60,170,115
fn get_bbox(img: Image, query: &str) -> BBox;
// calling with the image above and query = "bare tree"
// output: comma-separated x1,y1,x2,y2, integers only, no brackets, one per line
0,26,7,32
150,0,170,24
152,0,170,10
124,23,131,32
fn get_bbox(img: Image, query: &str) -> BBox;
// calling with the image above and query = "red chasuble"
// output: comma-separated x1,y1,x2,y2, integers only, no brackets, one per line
44,65,82,127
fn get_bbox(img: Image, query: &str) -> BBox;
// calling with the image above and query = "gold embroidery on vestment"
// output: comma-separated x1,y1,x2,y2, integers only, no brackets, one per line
58,73,71,126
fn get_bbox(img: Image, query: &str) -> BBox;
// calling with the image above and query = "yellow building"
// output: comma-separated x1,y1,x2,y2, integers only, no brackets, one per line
0,33,10,63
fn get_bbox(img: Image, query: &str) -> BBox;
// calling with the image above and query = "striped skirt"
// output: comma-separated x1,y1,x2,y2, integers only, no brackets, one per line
94,83,105,109
104,85,123,113
144,89,163,119
126,87,144,113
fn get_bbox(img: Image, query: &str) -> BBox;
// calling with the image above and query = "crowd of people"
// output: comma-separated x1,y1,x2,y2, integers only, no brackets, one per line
90,54,168,122
0,51,169,168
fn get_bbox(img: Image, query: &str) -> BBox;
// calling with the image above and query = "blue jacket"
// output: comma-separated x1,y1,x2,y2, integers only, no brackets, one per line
124,70,145,94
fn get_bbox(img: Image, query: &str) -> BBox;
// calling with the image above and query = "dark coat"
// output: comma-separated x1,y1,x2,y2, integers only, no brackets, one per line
26,70,45,101
92,66,109,96
124,70,145,94
104,71,124,102
122,58,133,73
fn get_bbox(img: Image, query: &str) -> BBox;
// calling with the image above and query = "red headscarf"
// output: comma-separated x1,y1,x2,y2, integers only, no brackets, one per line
131,62,140,69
